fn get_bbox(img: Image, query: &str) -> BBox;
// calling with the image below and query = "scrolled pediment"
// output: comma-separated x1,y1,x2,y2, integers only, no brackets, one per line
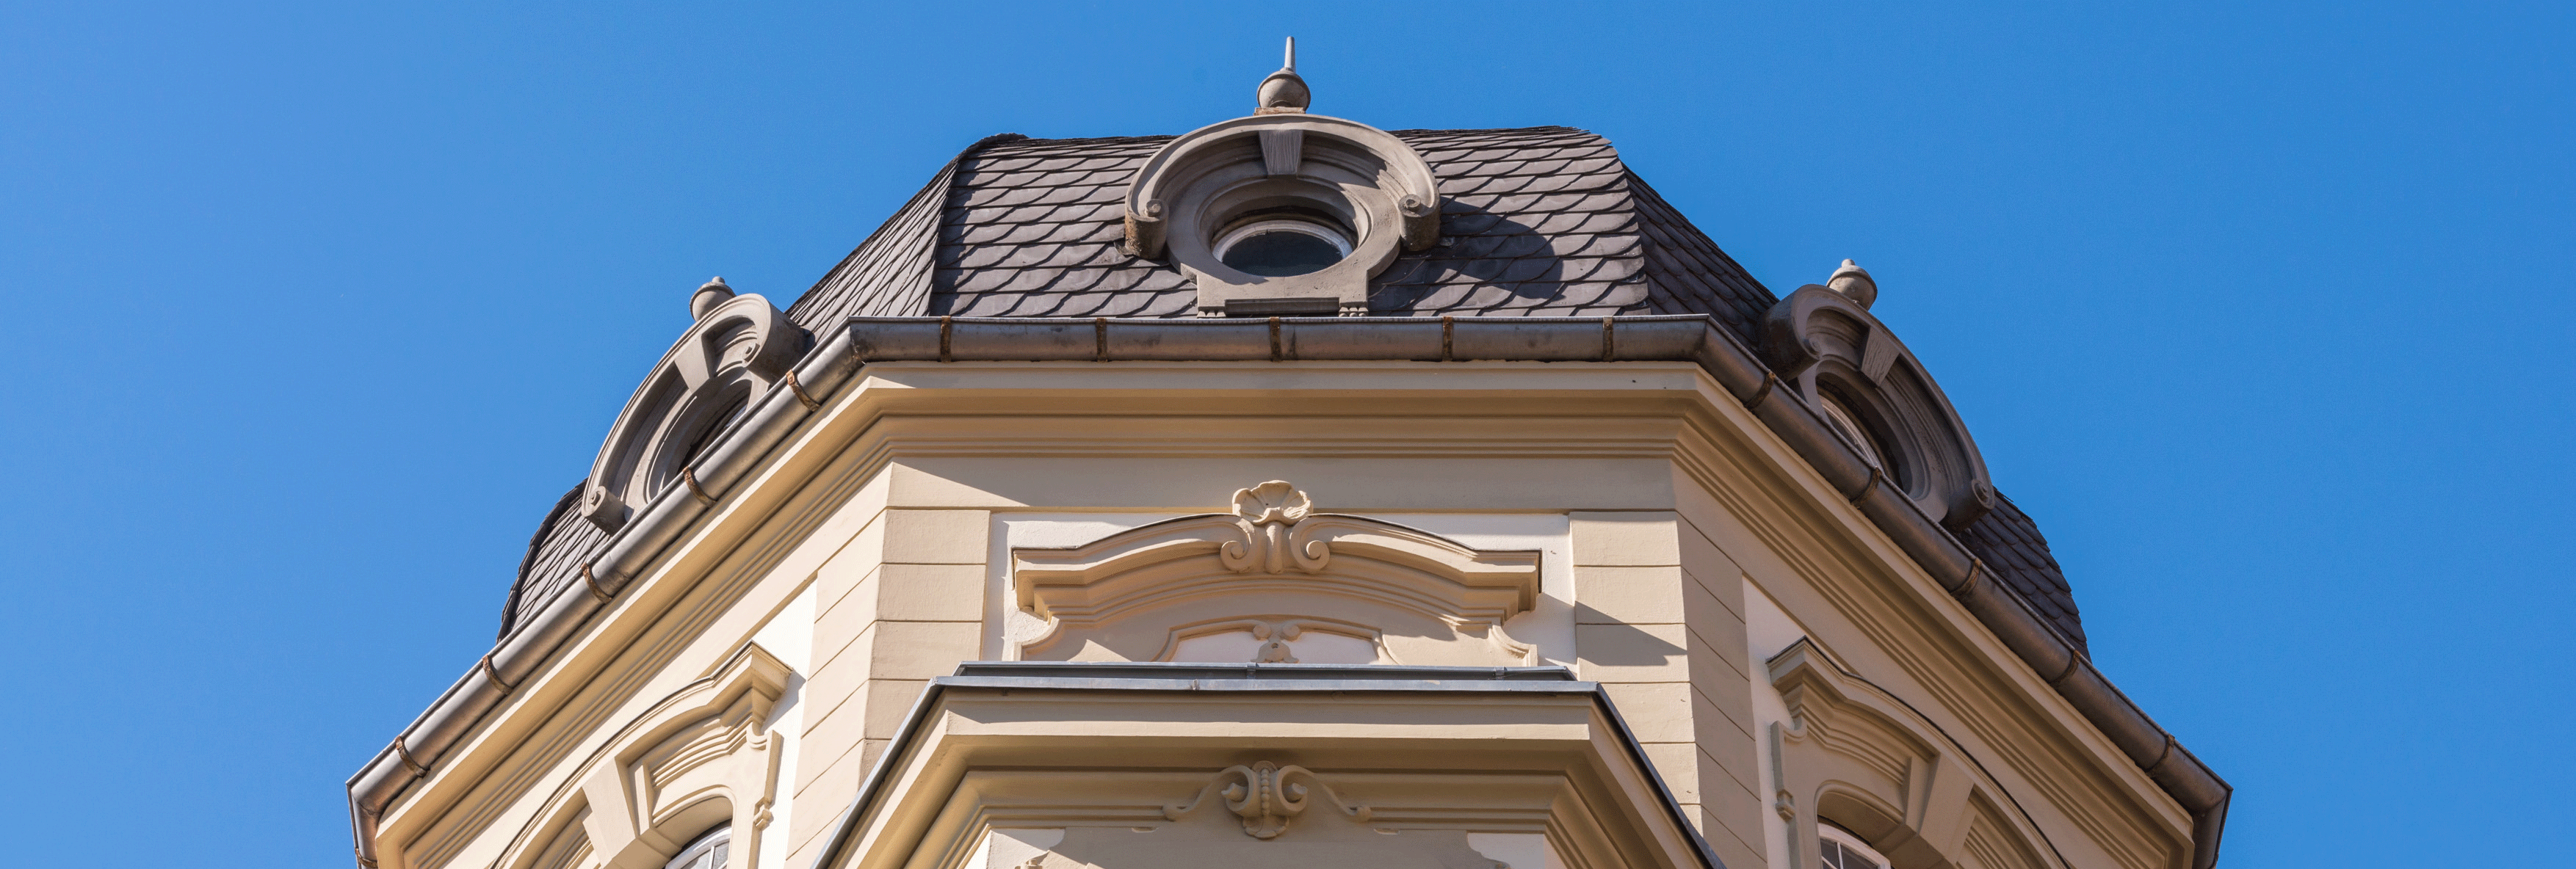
1010,481,1541,666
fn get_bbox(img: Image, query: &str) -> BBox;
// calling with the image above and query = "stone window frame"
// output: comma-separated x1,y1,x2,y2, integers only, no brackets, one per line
1762,274,1997,530
579,283,806,533
1123,114,1441,317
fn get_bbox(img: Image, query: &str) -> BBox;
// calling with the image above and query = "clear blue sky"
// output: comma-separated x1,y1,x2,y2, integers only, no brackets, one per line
3,3,2566,867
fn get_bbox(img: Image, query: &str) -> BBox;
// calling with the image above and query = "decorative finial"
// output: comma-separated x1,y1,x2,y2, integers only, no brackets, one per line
1256,37,1309,114
1826,259,1877,310
691,276,735,320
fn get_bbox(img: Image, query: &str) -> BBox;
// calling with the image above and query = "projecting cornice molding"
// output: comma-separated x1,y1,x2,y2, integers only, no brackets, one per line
350,315,2224,869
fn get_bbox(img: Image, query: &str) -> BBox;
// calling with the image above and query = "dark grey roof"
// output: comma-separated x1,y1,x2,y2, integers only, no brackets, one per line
791,128,1776,342
501,127,2087,655
1956,495,2087,649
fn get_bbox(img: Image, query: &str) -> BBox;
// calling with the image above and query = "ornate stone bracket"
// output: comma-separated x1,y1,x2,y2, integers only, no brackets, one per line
1163,761,1372,839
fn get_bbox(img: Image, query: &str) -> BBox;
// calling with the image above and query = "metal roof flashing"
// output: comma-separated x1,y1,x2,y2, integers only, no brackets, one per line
802,661,1732,869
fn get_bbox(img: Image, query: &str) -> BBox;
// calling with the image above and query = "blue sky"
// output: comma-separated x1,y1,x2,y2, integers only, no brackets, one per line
2,3,2567,867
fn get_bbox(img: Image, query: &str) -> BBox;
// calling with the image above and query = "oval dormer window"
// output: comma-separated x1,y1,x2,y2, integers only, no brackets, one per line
1215,213,1352,277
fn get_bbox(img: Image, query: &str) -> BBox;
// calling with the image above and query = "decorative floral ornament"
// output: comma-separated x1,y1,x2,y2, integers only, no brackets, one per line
1231,480,1313,525
1223,481,1329,573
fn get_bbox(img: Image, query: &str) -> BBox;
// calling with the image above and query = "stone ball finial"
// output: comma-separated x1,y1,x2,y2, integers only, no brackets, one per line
1256,37,1309,114
691,277,736,320
1826,259,1878,310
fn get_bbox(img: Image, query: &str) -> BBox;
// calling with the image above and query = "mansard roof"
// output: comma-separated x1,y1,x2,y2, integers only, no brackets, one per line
789,128,1779,337
498,126,2091,654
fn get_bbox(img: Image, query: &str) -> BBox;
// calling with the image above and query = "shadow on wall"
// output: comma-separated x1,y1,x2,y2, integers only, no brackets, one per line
1566,617,1687,666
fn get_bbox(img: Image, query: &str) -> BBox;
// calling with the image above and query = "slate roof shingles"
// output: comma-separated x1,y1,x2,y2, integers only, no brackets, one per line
508,126,2088,655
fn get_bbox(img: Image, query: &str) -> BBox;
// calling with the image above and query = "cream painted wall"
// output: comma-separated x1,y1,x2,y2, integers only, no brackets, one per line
750,585,816,869
1743,577,1806,869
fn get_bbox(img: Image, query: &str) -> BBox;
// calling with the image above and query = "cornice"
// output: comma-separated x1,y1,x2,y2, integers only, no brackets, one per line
347,314,2224,869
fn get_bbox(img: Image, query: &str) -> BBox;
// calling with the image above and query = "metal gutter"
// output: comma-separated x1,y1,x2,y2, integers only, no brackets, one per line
800,663,1731,869
347,314,2224,869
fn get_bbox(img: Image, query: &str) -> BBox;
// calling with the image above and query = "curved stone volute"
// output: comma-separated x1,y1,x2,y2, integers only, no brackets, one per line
579,283,806,532
1764,269,1995,529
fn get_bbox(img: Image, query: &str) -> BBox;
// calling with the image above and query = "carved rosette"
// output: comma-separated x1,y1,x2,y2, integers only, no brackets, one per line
1163,760,1370,839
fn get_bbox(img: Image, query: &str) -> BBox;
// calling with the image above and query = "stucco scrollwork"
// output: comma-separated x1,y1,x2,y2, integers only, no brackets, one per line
1010,481,1541,666
1223,480,1328,573
1163,760,1372,840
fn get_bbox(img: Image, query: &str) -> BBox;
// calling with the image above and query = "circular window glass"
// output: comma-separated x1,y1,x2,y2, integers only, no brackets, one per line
1215,219,1351,277
1820,394,1887,471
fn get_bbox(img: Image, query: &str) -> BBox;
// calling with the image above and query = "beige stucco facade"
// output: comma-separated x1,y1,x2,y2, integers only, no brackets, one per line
352,356,2204,869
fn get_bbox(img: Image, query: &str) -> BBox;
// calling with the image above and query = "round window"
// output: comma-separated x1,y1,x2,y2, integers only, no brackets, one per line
1215,219,1351,277
1819,394,1887,472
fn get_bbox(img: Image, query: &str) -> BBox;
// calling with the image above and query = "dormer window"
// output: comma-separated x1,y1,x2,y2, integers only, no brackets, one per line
1121,38,1440,316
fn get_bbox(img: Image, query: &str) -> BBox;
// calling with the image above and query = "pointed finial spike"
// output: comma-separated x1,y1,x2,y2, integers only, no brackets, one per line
1256,37,1311,114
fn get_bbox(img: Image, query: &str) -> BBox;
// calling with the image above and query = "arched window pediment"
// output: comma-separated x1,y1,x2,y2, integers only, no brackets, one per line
1010,481,1541,666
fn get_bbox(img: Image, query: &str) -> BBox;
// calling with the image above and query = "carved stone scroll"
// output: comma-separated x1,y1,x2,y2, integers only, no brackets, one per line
1162,761,1371,839
1010,481,1541,665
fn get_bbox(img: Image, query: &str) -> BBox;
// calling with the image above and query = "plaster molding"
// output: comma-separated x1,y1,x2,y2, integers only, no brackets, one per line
1010,481,1541,664
1162,761,1372,840
485,644,792,869
809,677,1718,869
352,316,2221,869
1767,638,2071,869
1151,615,1388,665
